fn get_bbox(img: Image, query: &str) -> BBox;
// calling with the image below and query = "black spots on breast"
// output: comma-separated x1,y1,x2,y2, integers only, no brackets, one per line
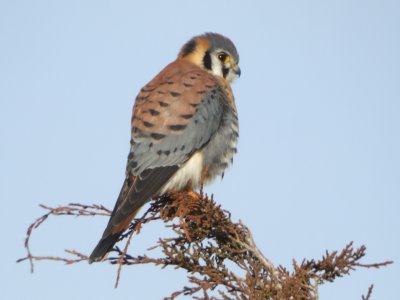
148,142,153,149
190,76,196,80
169,91,181,97
149,109,160,116
159,101,169,107
180,114,193,120
197,90,207,95
157,90,166,95
142,121,154,128
150,132,166,140
190,103,199,108
169,124,187,131
180,145,186,151
183,82,193,88
173,147,178,153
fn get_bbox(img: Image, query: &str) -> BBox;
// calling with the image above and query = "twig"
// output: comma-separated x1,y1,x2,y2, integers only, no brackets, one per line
115,226,135,288
17,194,393,299
362,284,374,300
237,219,282,289
17,203,111,272
356,261,394,269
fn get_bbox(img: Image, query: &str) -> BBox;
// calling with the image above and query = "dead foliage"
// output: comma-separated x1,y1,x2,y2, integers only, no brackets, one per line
17,192,392,299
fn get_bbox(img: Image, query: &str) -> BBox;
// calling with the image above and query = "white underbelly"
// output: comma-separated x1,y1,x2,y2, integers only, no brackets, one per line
160,151,204,193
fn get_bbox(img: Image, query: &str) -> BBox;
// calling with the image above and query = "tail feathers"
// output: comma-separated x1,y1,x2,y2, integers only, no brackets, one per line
89,166,179,263
89,233,121,263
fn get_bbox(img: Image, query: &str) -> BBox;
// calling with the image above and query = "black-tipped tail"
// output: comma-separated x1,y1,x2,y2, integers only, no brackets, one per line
89,233,121,263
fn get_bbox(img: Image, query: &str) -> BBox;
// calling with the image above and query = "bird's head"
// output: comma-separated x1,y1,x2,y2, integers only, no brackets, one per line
178,33,241,83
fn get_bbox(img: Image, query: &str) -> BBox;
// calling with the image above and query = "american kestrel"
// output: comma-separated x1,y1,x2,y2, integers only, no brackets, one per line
89,33,240,263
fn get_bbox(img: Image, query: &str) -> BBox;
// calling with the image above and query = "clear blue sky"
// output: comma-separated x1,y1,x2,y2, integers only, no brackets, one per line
1,1,399,299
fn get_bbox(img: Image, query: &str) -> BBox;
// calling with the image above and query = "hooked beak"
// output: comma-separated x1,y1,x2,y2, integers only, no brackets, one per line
233,65,241,77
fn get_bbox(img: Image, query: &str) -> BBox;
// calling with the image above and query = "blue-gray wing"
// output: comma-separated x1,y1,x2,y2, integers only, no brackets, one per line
89,61,233,262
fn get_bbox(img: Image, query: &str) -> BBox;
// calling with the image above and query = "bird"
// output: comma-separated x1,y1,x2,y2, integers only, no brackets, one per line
89,33,241,263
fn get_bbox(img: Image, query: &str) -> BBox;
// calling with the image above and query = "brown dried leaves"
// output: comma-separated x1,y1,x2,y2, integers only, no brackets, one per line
18,193,392,299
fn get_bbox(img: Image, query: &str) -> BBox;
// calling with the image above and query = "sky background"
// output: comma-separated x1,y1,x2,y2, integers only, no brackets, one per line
1,1,399,299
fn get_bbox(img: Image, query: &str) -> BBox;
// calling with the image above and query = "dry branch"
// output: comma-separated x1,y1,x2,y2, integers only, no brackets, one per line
361,284,374,300
17,192,392,299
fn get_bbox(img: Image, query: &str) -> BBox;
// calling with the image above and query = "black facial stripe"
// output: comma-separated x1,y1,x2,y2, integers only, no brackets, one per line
203,51,212,70
222,67,229,78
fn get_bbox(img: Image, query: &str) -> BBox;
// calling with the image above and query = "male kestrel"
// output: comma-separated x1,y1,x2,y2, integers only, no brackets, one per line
89,33,241,263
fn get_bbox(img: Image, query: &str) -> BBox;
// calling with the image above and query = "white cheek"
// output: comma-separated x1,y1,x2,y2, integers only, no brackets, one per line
210,55,223,77
226,71,239,83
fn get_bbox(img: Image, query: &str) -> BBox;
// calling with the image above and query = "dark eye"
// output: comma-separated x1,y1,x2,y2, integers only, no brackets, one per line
218,53,228,62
